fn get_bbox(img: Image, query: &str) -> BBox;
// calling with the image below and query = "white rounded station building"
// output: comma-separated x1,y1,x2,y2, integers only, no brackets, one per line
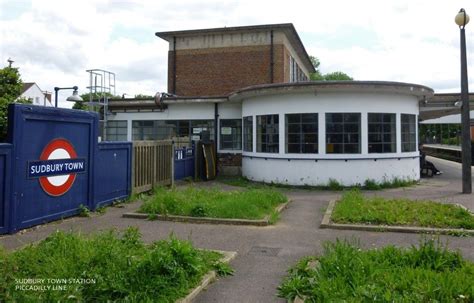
229,81,434,186
106,23,441,187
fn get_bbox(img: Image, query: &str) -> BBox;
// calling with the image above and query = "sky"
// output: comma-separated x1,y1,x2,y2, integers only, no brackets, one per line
1,0,473,108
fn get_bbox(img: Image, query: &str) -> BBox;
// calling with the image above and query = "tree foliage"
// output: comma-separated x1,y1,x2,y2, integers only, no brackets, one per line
134,94,153,99
0,66,31,141
73,92,118,110
309,56,353,81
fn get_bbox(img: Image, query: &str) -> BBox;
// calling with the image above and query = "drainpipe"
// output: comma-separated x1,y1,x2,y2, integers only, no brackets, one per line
270,30,274,83
172,36,177,94
214,102,219,175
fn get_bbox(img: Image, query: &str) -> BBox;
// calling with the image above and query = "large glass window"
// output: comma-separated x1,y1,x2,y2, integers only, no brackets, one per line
132,120,158,140
286,113,318,153
326,113,361,154
257,114,279,153
220,119,242,150
243,116,253,152
132,120,214,142
401,114,417,152
106,120,128,141
191,120,214,142
368,113,396,153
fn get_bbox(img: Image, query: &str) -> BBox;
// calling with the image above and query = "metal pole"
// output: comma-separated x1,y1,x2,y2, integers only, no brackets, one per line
460,26,472,193
54,87,59,108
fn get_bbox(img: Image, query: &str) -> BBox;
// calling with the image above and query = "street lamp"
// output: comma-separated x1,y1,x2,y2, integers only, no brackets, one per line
455,8,472,194
54,86,84,108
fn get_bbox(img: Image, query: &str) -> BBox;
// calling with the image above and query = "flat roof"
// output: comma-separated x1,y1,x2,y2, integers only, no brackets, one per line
228,81,434,101
155,23,315,73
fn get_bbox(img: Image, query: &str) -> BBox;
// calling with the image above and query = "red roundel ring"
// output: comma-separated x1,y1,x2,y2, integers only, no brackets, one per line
39,138,78,196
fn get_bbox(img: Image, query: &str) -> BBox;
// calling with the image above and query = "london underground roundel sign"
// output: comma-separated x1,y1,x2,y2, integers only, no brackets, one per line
28,138,86,196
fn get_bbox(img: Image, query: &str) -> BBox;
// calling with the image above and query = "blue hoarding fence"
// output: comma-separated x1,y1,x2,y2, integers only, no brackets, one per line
0,144,12,235
94,142,132,208
0,104,132,234
174,145,195,180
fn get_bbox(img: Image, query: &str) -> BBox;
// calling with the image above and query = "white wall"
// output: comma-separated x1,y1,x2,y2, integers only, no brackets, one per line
20,84,52,106
241,91,420,185
243,157,420,186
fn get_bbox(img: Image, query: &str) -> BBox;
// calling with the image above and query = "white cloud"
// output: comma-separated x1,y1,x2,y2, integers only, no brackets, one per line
1,0,474,108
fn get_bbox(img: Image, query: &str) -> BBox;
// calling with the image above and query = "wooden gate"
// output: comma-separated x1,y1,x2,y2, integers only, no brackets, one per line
133,140,173,193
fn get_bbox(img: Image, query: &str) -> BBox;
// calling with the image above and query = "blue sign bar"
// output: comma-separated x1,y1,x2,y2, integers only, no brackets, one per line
28,158,86,178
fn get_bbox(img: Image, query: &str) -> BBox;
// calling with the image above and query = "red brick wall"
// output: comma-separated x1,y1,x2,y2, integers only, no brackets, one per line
168,45,286,96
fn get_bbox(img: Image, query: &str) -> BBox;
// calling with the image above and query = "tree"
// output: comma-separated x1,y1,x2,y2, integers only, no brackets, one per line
323,71,353,81
134,94,153,99
73,92,118,110
0,66,31,141
309,56,353,81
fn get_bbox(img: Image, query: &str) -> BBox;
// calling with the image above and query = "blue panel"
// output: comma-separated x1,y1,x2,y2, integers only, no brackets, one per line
174,146,195,180
0,144,12,234
93,142,132,209
7,104,98,233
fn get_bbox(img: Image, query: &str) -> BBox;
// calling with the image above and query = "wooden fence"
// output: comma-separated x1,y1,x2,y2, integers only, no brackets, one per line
133,140,173,193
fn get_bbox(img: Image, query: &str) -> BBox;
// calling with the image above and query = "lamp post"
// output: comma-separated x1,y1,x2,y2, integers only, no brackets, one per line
54,86,83,108
455,8,472,194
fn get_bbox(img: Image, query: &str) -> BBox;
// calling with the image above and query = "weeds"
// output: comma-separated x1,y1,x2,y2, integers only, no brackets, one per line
327,179,344,191
78,204,90,217
0,228,228,302
278,238,474,301
218,176,416,191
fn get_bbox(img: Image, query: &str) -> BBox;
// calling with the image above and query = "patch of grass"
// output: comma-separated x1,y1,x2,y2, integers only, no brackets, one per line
278,238,474,302
268,211,280,225
138,186,287,221
332,190,474,229
0,228,228,302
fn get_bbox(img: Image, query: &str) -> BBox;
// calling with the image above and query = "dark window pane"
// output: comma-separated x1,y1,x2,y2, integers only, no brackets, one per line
288,124,300,133
345,144,360,153
302,124,318,133
287,144,300,153
302,114,317,123
326,123,343,133
286,114,300,124
344,113,360,123
302,144,318,153
326,113,343,123
344,123,359,133
257,114,279,153
303,133,317,143
327,134,343,143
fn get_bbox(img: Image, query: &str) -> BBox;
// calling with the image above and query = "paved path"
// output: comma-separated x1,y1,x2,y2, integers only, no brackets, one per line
0,157,473,302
